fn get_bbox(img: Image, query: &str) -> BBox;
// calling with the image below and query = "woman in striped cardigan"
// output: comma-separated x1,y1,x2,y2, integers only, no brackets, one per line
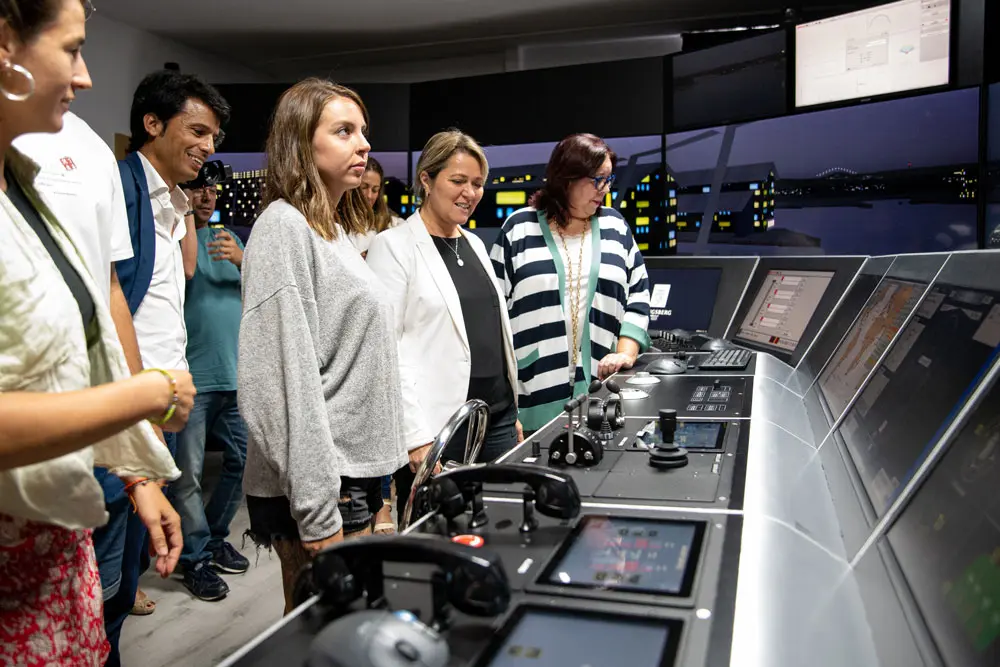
490,134,652,433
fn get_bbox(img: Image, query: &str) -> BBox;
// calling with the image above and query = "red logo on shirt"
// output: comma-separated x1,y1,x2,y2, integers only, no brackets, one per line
60,157,77,171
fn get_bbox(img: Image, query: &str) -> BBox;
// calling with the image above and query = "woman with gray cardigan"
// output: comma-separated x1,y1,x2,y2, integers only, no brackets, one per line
237,79,408,613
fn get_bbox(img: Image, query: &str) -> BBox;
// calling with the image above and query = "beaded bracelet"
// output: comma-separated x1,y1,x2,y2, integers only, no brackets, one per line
124,477,153,512
142,368,178,426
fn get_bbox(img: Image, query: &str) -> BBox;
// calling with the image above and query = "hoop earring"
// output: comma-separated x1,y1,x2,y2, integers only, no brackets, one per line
0,61,35,102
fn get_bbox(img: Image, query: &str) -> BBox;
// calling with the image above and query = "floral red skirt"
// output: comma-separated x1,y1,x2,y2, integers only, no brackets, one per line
0,513,109,666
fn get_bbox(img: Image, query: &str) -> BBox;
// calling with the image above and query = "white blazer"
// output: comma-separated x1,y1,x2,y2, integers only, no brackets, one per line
366,212,518,451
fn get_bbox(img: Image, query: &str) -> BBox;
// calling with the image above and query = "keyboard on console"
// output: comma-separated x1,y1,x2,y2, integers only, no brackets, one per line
697,347,752,371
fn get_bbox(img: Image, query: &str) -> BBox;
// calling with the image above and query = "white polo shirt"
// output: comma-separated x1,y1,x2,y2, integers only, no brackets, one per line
132,152,190,371
13,111,132,306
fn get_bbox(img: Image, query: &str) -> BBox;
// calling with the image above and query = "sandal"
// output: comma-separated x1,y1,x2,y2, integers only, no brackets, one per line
129,589,156,616
373,506,395,534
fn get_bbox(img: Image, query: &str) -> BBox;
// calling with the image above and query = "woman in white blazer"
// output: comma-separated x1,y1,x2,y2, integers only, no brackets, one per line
366,130,521,516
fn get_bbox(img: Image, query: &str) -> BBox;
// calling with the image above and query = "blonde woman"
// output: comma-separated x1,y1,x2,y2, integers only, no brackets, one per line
366,130,521,519
237,79,408,613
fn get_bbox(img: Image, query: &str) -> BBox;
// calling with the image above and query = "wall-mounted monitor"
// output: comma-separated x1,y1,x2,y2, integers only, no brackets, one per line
795,0,951,108
672,30,787,131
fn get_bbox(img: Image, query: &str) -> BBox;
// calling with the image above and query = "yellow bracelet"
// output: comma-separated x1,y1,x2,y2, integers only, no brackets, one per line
142,368,178,426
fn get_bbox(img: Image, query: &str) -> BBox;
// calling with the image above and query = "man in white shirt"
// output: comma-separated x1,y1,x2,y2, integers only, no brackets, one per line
108,69,230,665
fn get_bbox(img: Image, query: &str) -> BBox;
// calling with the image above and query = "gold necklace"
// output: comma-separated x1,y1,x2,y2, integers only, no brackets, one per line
557,225,587,383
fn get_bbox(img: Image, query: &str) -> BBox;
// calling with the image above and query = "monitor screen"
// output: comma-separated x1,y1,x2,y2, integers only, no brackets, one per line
540,516,705,597
818,277,927,420
735,269,835,354
675,421,726,450
887,373,1000,666
795,0,951,108
647,267,722,332
798,270,889,386
479,608,678,667
837,284,1000,515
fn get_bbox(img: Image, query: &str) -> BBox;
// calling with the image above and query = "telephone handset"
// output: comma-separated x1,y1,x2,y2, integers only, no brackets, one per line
298,534,511,624
432,463,582,520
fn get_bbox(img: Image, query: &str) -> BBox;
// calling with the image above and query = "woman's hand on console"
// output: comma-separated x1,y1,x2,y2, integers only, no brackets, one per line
598,352,636,380
408,443,443,474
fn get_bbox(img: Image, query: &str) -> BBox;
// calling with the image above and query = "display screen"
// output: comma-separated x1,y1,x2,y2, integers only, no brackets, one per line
799,271,888,386
647,267,722,332
818,277,926,420
735,269,835,354
795,0,951,108
479,608,678,667
888,374,1000,666
837,284,1000,515
540,516,704,596
675,421,726,450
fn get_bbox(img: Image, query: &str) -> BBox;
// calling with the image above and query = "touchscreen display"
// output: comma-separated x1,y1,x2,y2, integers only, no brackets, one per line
838,284,1000,515
888,374,1000,666
818,277,925,420
483,609,675,667
541,516,703,596
675,421,725,450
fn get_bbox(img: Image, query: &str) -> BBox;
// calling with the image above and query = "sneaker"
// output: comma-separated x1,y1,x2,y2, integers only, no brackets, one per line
210,541,250,575
183,562,229,601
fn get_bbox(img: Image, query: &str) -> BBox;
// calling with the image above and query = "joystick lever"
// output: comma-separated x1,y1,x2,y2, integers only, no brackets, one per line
519,487,539,533
648,408,689,470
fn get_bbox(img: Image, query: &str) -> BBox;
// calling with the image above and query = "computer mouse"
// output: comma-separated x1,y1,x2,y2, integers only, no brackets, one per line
700,338,733,352
646,358,688,375
308,609,449,667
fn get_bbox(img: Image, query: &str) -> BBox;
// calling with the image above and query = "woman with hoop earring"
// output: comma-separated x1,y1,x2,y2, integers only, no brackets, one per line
1,1,192,663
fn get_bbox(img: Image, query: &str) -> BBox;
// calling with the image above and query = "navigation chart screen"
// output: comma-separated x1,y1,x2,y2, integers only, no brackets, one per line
837,283,1000,515
818,277,926,420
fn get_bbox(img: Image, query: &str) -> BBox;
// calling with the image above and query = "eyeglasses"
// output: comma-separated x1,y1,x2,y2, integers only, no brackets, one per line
591,174,616,190
83,1,96,21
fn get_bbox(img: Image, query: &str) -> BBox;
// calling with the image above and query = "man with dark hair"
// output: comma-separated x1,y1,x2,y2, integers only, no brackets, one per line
98,69,231,662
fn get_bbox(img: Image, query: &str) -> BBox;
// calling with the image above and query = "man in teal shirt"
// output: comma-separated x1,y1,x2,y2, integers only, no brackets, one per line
173,182,249,601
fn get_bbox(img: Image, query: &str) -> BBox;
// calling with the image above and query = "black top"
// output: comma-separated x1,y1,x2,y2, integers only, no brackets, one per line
432,234,513,414
5,167,96,339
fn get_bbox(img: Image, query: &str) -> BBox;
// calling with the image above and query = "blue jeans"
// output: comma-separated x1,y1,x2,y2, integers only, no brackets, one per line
92,431,177,667
173,391,247,569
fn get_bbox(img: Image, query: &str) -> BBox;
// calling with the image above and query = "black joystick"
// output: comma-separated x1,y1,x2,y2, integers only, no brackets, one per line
519,487,539,533
648,408,689,470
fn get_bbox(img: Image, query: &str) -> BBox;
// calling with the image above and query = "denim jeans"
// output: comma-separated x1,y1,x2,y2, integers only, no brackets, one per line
173,391,247,570
394,402,519,520
92,432,176,667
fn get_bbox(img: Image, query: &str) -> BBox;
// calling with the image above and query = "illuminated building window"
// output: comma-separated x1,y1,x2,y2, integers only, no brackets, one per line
669,239,677,248
702,186,710,194
668,230,676,240
636,201,650,209
638,242,649,251
641,175,650,184
496,191,526,206
669,199,677,207
636,217,650,226
469,220,476,229
401,195,410,204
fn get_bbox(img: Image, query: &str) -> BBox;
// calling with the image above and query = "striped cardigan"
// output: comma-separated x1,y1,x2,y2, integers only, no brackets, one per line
490,206,651,432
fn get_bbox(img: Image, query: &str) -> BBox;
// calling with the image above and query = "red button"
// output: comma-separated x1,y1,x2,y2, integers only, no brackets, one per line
452,534,485,548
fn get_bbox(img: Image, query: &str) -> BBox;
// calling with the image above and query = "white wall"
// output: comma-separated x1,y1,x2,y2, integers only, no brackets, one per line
72,13,271,148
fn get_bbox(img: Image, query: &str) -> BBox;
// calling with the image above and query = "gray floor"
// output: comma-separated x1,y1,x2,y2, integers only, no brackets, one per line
119,500,285,667
120,453,398,666
120,452,285,667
